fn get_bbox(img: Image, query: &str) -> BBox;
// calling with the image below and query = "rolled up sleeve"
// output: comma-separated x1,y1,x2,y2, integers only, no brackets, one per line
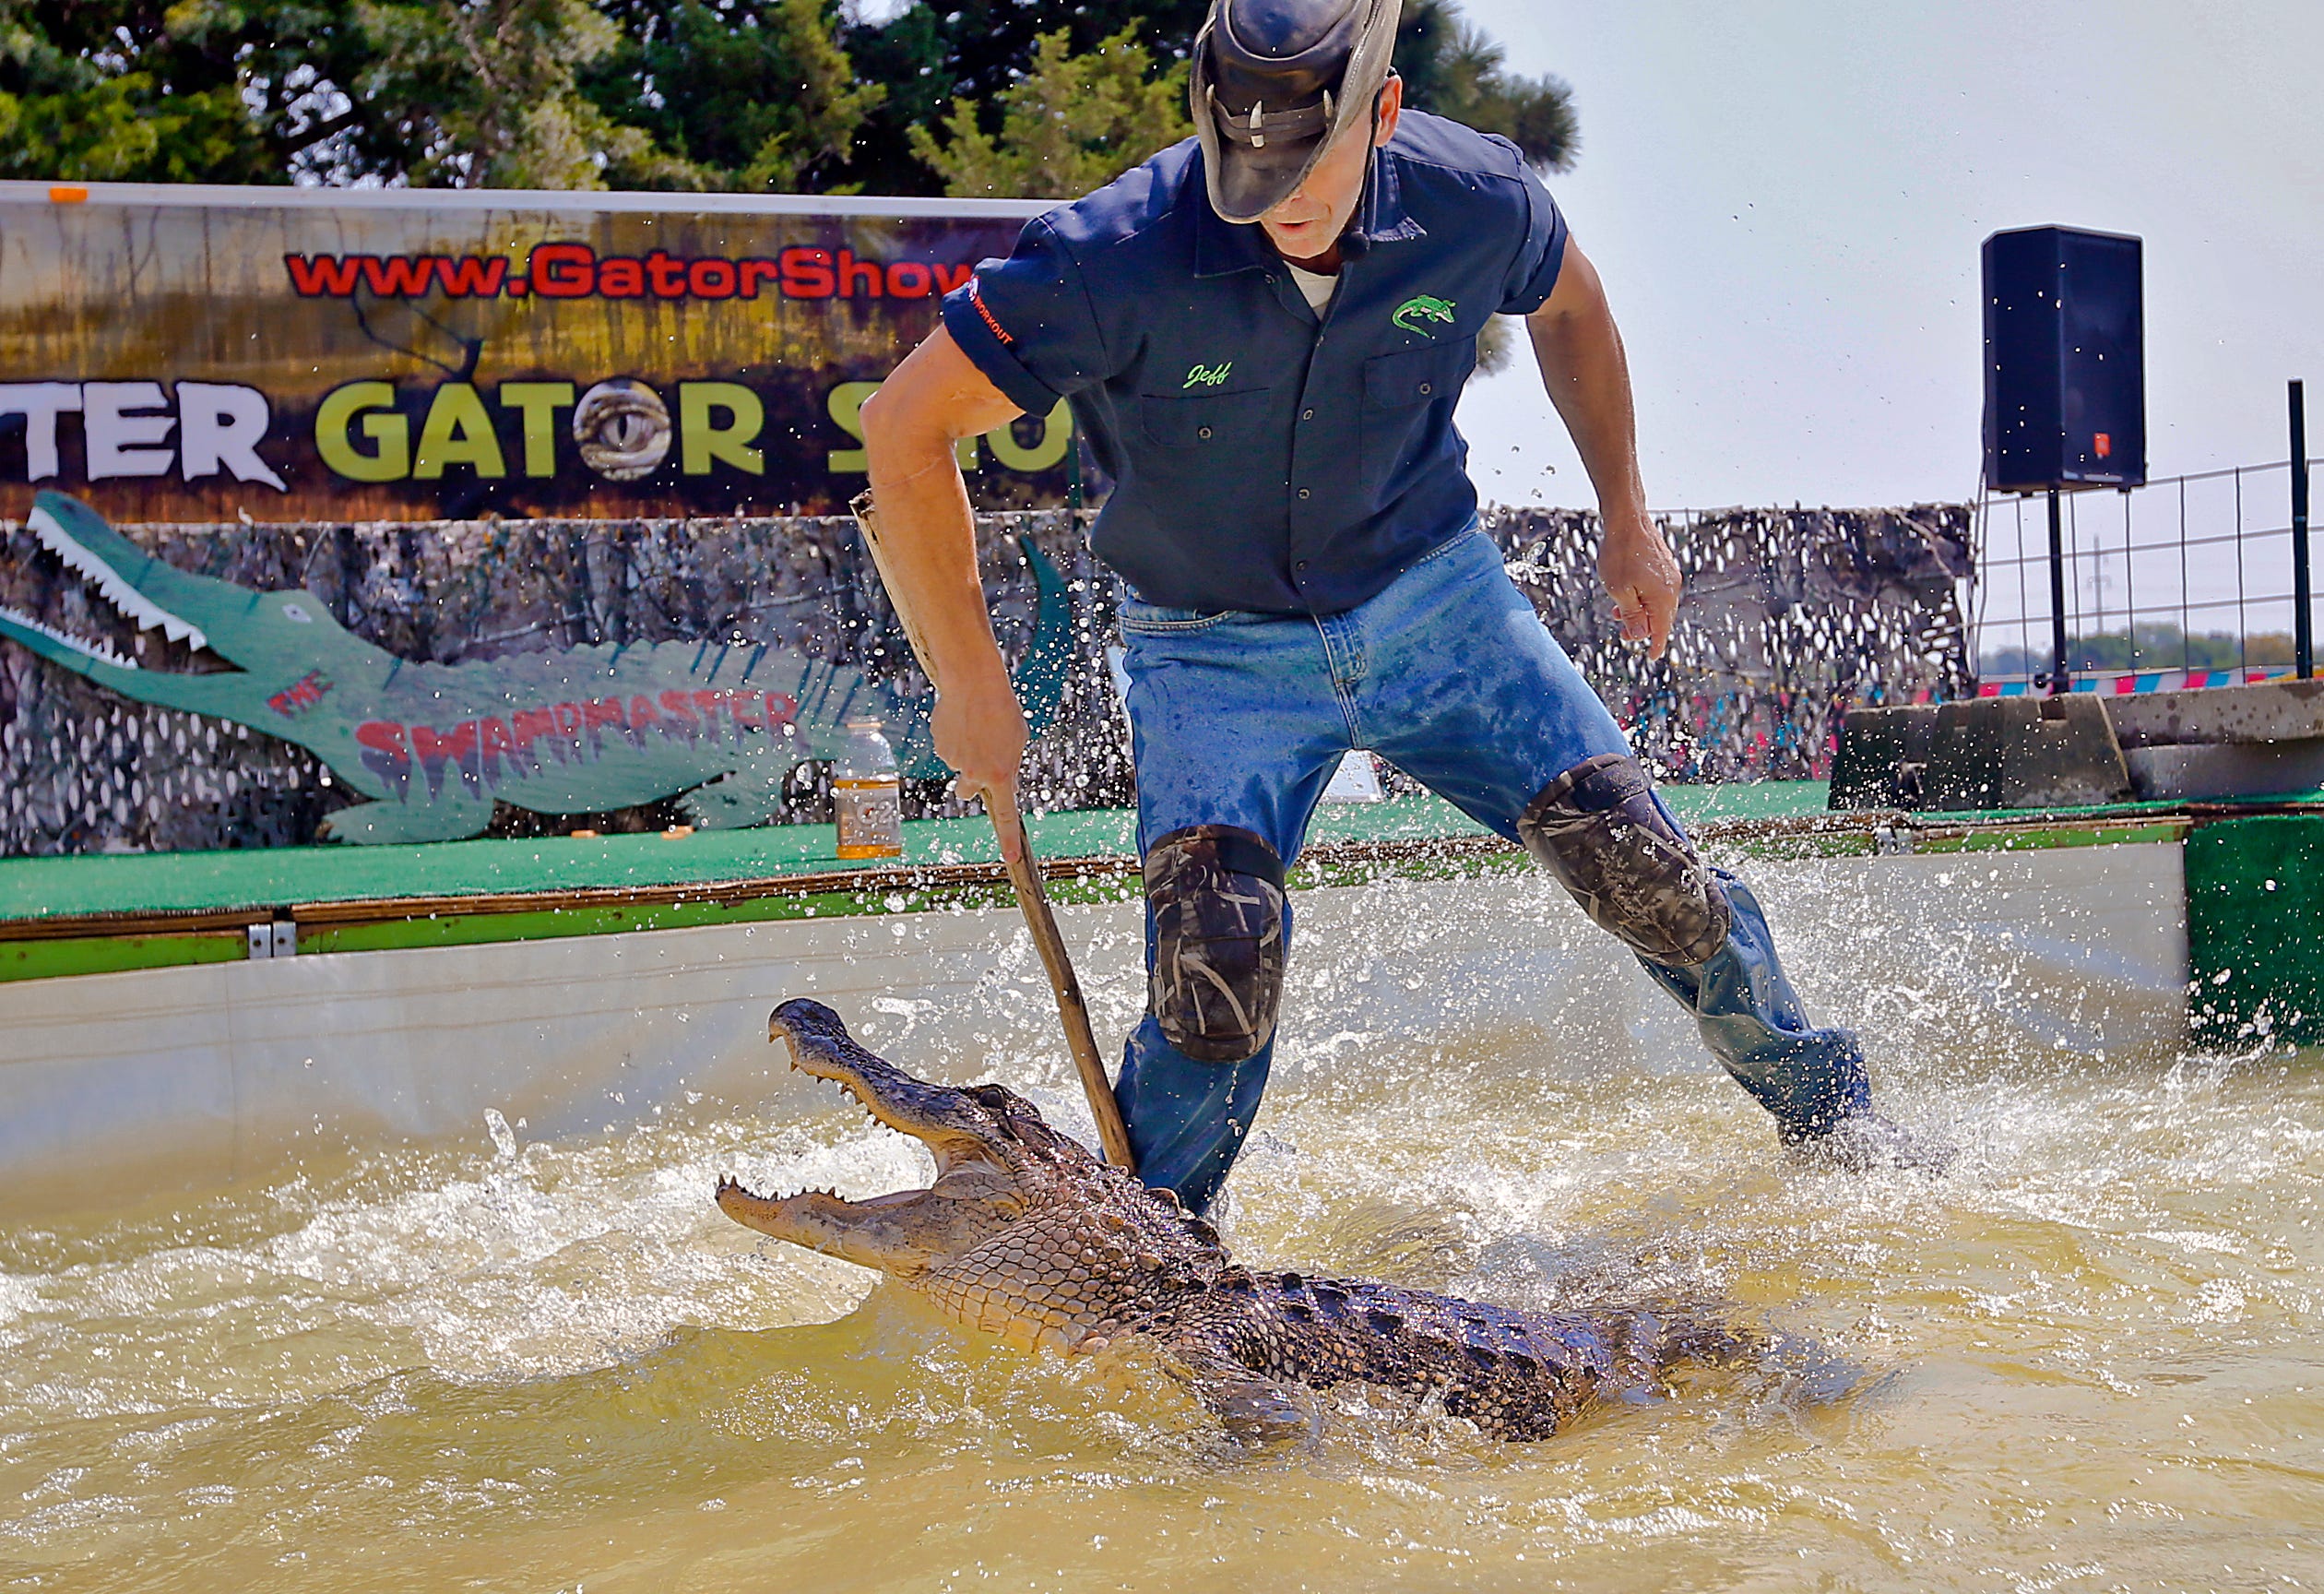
1496,164,1571,316
941,217,1113,418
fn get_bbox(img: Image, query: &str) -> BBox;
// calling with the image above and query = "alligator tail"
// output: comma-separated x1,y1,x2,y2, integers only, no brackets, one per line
895,533,1074,779
1009,532,1076,739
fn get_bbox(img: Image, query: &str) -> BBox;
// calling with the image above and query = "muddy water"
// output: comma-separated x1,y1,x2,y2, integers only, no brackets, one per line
4,870,2322,1590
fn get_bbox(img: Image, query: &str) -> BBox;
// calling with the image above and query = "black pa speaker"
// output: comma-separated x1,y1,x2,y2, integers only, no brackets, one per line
1982,225,2146,493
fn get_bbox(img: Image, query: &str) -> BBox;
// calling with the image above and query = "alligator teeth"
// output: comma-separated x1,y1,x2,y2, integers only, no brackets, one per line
26,505,208,654
0,602,137,670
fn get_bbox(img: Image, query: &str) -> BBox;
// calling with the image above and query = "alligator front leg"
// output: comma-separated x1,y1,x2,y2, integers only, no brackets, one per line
321,792,496,844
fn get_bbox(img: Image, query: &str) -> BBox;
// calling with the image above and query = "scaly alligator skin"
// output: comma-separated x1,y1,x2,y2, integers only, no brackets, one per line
719,1001,1734,1440
0,492,1070,843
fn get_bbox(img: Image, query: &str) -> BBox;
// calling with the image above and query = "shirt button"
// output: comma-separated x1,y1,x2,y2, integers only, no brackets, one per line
1198,426,1212,439
1298,488,1312,500
1301,408,1315,421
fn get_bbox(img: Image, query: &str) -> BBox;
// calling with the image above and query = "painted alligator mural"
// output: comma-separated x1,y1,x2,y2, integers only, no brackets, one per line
0,492,1071,844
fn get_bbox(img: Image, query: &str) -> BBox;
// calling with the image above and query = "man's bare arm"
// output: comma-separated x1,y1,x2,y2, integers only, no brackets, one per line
1525,241,1681,659
859,327,1032,844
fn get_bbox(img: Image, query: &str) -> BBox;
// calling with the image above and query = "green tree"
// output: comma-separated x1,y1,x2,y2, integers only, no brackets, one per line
836,0,1205,195
2,0,1573,193
0,0,383,183
909,27,1189,200
839,0,1575,195
1397,0,1577,172
350,0,668,188
1983,625,2300,677
0,0,873,190
579,0,882,192
0,0,639,186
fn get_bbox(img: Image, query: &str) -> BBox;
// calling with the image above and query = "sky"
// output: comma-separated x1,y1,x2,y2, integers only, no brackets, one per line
1452,0,2324,515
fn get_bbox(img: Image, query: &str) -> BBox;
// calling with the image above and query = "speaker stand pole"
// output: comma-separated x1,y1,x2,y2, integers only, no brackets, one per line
2293,379,2312,681
2046,486,2070,696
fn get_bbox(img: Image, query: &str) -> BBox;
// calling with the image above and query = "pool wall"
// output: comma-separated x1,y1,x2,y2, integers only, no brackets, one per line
0,841,2193,1218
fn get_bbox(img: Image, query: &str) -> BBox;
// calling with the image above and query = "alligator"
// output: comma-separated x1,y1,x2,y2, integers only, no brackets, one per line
0,491,1070,843
718,1000,1739,1440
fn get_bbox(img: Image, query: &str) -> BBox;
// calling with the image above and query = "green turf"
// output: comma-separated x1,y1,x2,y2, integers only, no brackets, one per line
0,784,1840,924
0,778,2268,989
1,809,1121,923
34,778,2271,929
2186,815,2324,1048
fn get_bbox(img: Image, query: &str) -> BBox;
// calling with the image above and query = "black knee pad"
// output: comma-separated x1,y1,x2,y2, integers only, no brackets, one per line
1144,825,1286,1063
1517,754,1731,966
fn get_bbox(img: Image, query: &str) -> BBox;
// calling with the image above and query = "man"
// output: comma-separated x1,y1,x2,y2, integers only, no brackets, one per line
863,0,1939,1212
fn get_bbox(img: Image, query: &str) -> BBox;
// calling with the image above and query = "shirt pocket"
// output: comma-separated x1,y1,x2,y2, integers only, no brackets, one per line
1137,386,1276,450
1361,341,1474,410
1358,341,1474,491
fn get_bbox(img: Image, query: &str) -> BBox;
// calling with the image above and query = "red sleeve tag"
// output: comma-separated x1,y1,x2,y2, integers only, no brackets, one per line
967,278,1014,348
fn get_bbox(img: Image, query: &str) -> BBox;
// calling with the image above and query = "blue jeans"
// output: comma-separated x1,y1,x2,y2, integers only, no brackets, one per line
1114,525,1870,1210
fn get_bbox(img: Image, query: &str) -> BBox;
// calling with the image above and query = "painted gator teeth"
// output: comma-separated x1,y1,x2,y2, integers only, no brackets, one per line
25,505,208,653
0,603,137,670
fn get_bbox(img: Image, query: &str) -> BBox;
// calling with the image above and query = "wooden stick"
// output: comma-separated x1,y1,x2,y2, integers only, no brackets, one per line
848,490,1138,1172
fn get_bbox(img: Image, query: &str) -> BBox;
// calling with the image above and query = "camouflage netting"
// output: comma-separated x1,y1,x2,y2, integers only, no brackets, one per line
0,505,1970,857
1500,503,1974,784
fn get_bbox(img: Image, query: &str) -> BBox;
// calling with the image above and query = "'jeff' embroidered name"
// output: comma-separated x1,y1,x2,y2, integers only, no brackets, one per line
1182,362,1233,388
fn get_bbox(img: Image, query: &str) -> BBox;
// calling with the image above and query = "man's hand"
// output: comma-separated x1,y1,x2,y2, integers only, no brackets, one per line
931,652,1030,859
1598,509,1681,660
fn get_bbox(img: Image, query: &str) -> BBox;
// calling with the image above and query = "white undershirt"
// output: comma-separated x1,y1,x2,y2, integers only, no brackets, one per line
1285,261,1338,313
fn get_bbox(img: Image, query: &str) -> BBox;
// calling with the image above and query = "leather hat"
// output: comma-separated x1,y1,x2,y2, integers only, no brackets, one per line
1191,0,1400,224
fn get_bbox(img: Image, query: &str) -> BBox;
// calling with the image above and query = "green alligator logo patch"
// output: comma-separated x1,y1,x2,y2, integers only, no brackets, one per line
1182,361,1233,388
1392,295,1457,336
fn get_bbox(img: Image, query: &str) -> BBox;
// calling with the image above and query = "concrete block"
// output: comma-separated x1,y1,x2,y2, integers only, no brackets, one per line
1827,704,1937,810
2124,741,2324,801
2105,679,2324,747
1922,695,2134,811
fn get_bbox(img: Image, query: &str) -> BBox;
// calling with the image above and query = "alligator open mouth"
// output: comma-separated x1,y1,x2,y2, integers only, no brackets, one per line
712,1077,931,1252
714,1004,1072,1295
717,1005,951,1218
0,503,212,673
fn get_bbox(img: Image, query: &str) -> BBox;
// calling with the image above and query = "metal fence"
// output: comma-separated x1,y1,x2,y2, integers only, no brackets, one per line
1973,458,2320,689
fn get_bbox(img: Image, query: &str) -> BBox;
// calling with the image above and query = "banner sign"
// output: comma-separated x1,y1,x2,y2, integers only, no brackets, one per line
0,183,1064,522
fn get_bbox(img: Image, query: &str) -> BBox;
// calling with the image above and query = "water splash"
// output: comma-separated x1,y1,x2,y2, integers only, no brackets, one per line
0,866,2318,1589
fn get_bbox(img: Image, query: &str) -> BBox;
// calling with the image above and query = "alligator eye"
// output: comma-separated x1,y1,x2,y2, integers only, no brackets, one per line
281,601,314,624
572,377,673,481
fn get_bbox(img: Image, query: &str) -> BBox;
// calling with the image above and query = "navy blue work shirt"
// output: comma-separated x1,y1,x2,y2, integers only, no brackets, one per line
940,110,1569,616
